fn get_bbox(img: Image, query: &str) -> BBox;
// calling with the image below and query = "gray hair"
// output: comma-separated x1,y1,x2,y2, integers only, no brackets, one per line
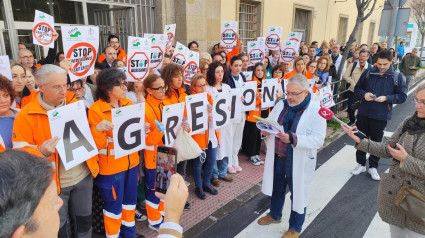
415,82,425,96
288,74,309,91
35,64,66,85
0,150,54,237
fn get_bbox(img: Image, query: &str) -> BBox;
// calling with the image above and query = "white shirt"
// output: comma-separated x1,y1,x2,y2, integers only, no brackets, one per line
82,84,95,108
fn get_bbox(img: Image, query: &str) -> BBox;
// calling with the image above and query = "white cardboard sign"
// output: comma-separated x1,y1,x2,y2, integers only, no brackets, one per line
33,10,55,48
220,21,238,52
261,78,278,108
162,102,185,147
126,36,151,82
186,93,208,135
144,34,167,70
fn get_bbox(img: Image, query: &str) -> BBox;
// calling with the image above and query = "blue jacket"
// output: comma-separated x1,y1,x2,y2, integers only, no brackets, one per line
225,72,247,89
354,65,407,121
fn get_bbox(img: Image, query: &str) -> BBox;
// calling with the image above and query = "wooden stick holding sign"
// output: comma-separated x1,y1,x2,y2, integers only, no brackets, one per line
240,81,258,112
162,102,185,146
111,103,146,158
261,78,277,108
186,93,208,135
212,90,232,130
48,101,98,171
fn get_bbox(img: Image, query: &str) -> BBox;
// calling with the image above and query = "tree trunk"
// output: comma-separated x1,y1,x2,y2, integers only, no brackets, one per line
421,32,425,58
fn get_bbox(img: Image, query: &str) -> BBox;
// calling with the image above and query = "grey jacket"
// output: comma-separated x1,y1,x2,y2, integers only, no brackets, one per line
356,116,425,234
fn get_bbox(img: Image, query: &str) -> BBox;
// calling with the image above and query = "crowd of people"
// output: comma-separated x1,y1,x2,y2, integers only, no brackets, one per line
0,27,424,238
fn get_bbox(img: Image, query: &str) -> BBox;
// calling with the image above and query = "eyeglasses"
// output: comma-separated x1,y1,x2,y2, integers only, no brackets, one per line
150,86,166,91
19,55,34,60
414,98,425,107
285,90,305,97
67,86,84,93
115,83,126,89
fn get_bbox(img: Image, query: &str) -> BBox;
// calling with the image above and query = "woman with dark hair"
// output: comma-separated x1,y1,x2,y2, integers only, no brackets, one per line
241,63,267,165
87,68,142,238
55,51,65,63
207,62,233,186
264,57,273,79
316,56,332,86
160,63,191,209
0,75,18,150
10,62,36,109
273,64,285,98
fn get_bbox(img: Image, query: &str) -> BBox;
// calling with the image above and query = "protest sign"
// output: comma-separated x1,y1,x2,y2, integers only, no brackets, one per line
111,103,146,158
126,36,151,82
240,81,258,112
186,93,208,135
48,101,98,170
144,34,166,70
280,40,298,64
33,10,55,48
212,90,231,129
320,85,335,108
0,56,12,80
265,26,283,50
261,78,277,108
162,102,185,147
287,32,303,43
183,51,199,85
242,71,252,81
164,24,176,51
229,88,242,122
283,79,289,95
247,41,265,66
170,42,188,67
220,21,238,52
61,26,99,82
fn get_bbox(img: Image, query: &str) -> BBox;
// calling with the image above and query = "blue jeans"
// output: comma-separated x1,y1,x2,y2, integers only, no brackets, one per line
193,142,218,188
269,152,306,233
212,156,228,178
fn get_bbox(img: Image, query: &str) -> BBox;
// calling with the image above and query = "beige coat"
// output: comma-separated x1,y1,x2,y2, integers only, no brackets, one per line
342,61,370,92
356,116,425,234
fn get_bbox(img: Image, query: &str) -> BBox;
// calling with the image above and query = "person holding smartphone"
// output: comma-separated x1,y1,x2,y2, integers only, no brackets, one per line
190,74,220,199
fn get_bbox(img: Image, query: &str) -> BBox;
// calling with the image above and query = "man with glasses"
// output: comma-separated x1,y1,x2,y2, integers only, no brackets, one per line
257,75,326,238
97,34,127,64
13,64,99,238
352,50,407,180
17,30,59,72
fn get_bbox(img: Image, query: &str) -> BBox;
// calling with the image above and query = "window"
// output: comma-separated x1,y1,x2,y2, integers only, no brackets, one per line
355,22,363,44
367,21,376,46
294,8,312,43
12,0,84,24
239,1,261,48
337,16,348,46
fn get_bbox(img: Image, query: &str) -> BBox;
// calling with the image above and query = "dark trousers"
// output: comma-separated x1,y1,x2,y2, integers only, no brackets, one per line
355,115,387,168
346,91,357,123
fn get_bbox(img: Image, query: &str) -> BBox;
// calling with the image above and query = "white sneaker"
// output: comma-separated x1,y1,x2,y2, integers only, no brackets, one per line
135,209,147,221
351,164,366,175
249,156,261,166
255,155,265,164
368,168,381,181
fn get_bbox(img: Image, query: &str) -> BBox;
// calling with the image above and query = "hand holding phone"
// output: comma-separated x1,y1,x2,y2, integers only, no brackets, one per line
155,146,178,194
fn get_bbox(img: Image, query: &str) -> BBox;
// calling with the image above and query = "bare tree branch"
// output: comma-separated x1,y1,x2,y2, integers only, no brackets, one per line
409,0,425,56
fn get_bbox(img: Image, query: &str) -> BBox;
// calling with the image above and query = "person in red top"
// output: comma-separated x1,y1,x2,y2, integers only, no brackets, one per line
190,74,220,199
88,68,143,238
97,35,128,64
241,63,268,165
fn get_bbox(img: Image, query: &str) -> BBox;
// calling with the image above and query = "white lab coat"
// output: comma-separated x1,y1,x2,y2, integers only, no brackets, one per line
261,99,326,214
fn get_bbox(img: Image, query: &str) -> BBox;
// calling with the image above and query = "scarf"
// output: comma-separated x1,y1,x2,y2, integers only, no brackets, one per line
403,112,425,135
282,93,311,131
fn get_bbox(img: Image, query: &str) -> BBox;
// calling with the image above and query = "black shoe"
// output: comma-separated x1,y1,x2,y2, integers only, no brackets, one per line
203,185,218,195
184,201,191,210
132,235,145,238
347,121,355,126
195,187,206,200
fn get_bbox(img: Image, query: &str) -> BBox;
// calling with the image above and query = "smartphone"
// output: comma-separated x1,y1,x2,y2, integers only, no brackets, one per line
155,146,178,194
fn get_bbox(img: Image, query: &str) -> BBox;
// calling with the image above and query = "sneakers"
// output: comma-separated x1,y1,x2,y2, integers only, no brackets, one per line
368,168,380,180
211,178,220,187
219,175,233,182
195,187,206,200
282,229,300,238
135,208,147,222
257,214,281,225
148,224,159,232
233,165,243,172
227,166,237,174
184,201,191,210
351,164,366,175
203,185,218,195
249,156,261,166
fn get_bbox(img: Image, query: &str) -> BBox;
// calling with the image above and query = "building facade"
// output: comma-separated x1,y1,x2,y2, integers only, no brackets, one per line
1,0,383,60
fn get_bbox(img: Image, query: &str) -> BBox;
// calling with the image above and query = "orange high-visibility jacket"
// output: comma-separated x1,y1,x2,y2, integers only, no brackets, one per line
246,76,263,123
88,98,139,175
190,92,220,149
163,87,188,117
0,144,5,152
12,91,99,194
227,39,242,64
97,47,128,64
144,94,165,170
15,88,37,109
